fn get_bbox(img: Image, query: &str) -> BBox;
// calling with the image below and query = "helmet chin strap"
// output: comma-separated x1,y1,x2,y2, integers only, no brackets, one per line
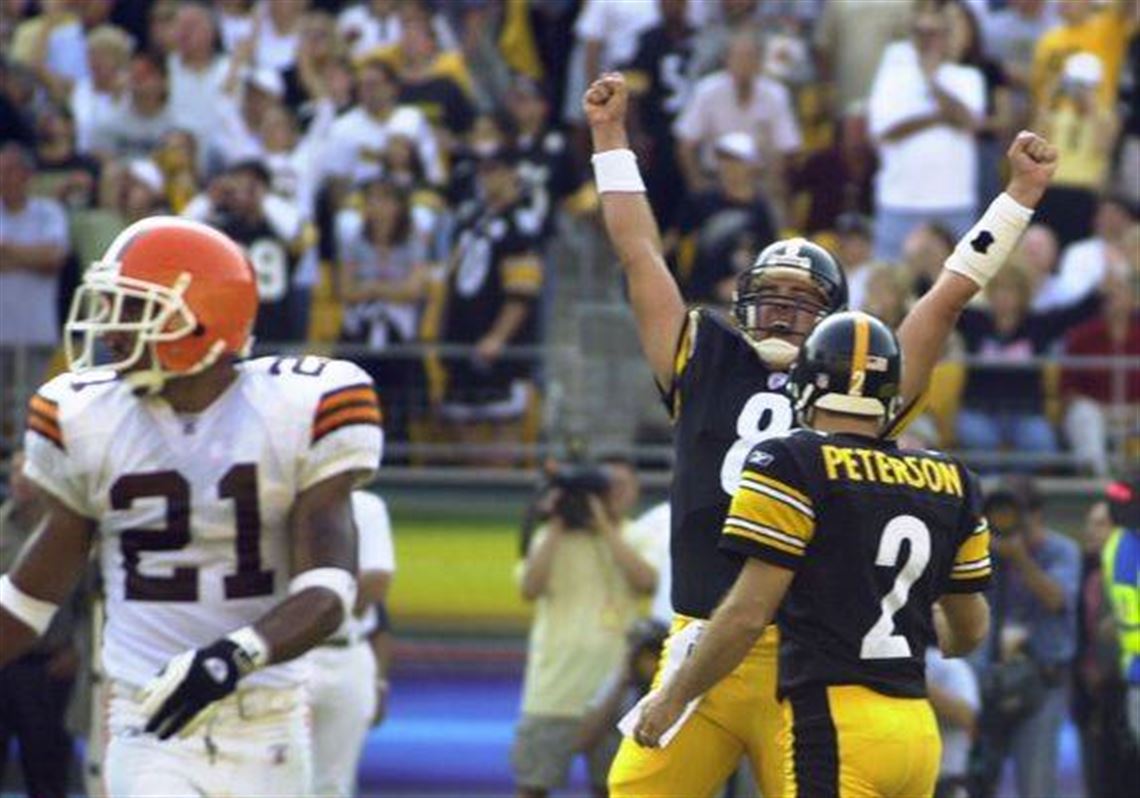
750,337,800,370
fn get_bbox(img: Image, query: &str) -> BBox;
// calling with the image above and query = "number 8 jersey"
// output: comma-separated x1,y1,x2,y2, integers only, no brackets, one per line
720,429,992,699
23,356,383,690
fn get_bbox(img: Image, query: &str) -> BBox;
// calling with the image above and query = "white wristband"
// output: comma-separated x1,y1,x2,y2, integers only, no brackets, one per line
289,566,357,625
0,574,59,637
226,625,271,675
945,192,1034,288
591,149,646,193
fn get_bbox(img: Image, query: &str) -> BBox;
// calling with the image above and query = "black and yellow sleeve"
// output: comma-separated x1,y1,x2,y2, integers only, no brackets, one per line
660,308,700,421
946,472,992,592
719,442,816,570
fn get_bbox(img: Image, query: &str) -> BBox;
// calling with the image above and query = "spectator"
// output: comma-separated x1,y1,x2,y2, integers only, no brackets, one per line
867,0,984,261
859,262,914,331
69,157,167,272
145,0,180,60
833,212,876,311
324,60,442,188
8,0,89,102
1038,194,1137,310
814,0,912,112
87,51,175,159
671,132,777,304
366,17,476,141
0,142,68,439
1071,500,1131,798
0,451,78,798
985,0,1051,129
955,264,1104,464
153,128,202,213
1060,260,1140,476
789,108,877,235
189,161,308,343
167,1,229,168
901,221,956,296
338,0,402,59
214,0,254,54
1102,473,1140,758
0,58,37,149
282,10,351,118
212,51,288,166
925,647,980,798
439,151,542,455
975,478,1081,798
1015,223,1062,310
31,104,99,210
1115,32,1140,204
623,0,696,229
687,0,765,81
573,0,659,91
252,0,305,72
513,463,660,798
1031,0,1135,113
1033,54,1121,248
69,23,132,155
673,31,800,216
337,178,429,447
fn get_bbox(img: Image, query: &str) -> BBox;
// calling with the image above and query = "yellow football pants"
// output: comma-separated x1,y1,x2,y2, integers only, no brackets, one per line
782,685,941,798
608,617,784,798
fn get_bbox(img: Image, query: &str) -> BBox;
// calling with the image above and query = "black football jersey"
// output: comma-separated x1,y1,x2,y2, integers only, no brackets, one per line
719,429,992,699
626,24,695,136
215,214,303,343
666,308,800,619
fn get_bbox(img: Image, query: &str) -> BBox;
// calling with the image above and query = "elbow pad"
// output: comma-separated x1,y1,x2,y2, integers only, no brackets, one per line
0,575,59,636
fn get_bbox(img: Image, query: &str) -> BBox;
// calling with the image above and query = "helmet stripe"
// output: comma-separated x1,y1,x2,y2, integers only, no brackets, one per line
850,314,869,396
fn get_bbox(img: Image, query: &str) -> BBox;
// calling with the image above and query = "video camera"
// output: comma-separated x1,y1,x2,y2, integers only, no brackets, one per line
547,462,611,530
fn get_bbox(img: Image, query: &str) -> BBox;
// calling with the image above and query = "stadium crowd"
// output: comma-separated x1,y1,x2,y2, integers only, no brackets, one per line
0,0,1136,473
0,2,1138,798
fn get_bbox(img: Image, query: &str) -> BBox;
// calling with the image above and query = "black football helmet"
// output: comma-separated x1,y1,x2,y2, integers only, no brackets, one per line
788,311,902,427
733,238,849,368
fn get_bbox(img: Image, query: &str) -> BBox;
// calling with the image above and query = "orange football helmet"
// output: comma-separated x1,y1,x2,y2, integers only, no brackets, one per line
66,216,258,392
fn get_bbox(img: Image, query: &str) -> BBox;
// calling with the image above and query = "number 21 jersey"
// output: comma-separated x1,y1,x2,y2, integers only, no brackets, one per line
24,357,382,689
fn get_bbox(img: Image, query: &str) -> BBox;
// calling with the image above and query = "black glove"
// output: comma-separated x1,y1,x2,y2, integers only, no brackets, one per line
140,637,255,739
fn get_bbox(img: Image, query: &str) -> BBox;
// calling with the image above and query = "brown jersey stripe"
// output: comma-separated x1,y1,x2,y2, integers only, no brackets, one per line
27,415,65,451
29,394,60,422
315,393,379,425
316,383,376,412
312,406,382,444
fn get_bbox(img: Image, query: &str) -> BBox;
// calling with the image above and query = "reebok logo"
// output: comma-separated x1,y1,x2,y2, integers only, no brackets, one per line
204,657,229,684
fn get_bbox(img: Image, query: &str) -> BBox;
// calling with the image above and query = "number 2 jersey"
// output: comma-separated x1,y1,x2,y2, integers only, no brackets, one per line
665,308,923,620
720,429,992,698
23,357,383,690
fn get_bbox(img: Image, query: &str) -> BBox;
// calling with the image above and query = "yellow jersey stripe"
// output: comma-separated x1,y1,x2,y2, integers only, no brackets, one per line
951,567,993,580
883,389,930,440
953,557,992,573
954,528,991,565
741,471,812,507
731,490,814,543
739,478,815,518
851,314,869,395
724,523,806,557
725,517,807,550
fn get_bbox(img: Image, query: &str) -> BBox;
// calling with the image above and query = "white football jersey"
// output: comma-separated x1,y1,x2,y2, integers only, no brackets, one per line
23,356,383,689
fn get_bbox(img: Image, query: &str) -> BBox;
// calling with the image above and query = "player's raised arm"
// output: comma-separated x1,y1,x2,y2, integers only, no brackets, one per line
0,493,94,668
893,132,1059,413
140,470,362,740
584,72,687,389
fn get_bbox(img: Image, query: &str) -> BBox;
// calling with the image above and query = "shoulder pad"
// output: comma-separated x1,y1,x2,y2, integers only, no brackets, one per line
29,371,124,452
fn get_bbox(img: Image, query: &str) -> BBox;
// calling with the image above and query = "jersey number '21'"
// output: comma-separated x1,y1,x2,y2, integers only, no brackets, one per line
114,464,273,602
860,515,932,660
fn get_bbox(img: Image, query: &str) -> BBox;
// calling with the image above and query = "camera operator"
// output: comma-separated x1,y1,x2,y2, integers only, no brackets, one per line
511,459,663,798
973,478,1080,798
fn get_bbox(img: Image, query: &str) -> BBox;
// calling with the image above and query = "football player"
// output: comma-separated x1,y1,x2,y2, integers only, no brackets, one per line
0,218,382,796
583,72,1054,797
634,312,992,798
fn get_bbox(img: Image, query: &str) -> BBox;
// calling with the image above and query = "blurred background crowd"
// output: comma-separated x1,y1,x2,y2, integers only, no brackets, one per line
0,1,1139,797
0,0,1136,473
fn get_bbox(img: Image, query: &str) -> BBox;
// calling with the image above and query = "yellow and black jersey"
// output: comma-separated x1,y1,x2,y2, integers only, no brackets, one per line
720,429,991,699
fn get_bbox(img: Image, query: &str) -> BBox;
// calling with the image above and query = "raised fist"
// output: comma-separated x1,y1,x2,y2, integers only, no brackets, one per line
583,72,629,130
1005,131,1059,208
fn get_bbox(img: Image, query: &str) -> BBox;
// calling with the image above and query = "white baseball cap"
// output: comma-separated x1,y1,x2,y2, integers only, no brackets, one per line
714,132,760,165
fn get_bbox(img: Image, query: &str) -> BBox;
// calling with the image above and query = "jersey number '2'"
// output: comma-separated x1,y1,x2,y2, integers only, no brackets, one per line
114,464,274,602
860,515,932,660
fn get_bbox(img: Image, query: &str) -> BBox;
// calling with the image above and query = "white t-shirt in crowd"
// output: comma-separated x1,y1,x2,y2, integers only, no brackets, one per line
70,79,120,154
574,0,659,70
345,491,396,640
673,71,802,167
168,54,231,162
637,502,673,624
1033,237,1107,311
323,105,443,185
868,42,985,211
0,197,68,345
925,647,980,778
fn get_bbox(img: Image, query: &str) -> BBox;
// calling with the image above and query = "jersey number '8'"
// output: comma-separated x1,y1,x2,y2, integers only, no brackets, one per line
114,464,274,602
720,392,794,495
